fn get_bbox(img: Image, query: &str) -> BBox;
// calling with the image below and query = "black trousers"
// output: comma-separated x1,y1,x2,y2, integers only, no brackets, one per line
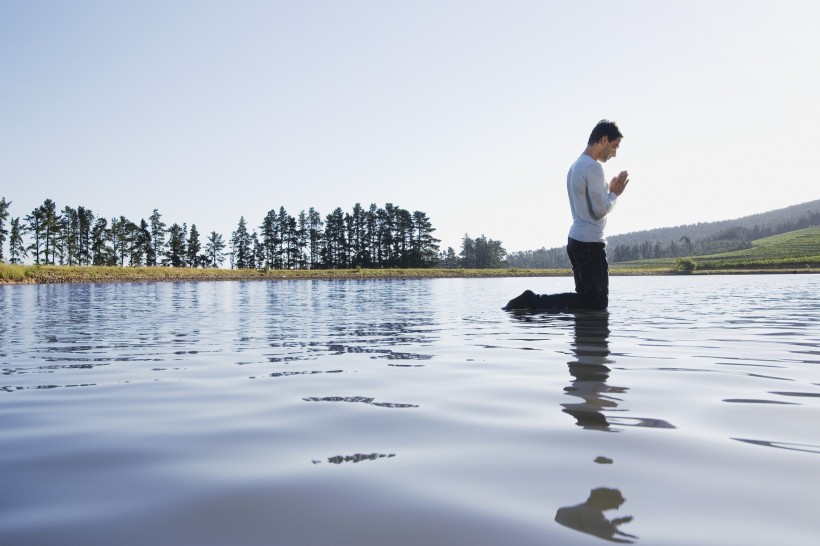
537,238,609,310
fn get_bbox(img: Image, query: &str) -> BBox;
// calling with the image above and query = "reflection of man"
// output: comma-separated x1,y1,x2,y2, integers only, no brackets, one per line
561,312,626,431
555,487,637,543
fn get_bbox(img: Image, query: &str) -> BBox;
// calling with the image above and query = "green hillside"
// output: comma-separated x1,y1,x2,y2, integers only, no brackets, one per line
616,227,820,271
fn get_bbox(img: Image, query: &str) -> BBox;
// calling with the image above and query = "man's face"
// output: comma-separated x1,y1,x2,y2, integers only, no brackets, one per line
600,137,622,162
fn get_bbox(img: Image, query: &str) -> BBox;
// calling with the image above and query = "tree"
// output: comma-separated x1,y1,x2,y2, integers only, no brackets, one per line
0,197,9,262
111,216,136,266
439,247,459,268
348,203,367,267
473,235,506,268
459,235,475,268
411,210,440,267
165,223,187,267
77,206,95,265
323,207,347,268
8,217,27,264
394,207,413,267
230,217,253,269
364,203,379,267
204,231,226,268
148,209,166,266
91,218,114,266
295,210,309,269
25,207,45,265
60,206,79,265
252,231,263,269
186,224,202,267
378,203,396,266
259,209,280,269
131,219,152,267
283,212,299,269
39,199,61,265
459,234,505,269
307,207,323,269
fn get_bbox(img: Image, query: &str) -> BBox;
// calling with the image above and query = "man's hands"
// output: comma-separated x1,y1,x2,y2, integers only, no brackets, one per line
609,170,629,196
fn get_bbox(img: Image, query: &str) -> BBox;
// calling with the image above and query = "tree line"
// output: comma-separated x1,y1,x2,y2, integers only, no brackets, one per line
438,235,507,269
229,203,440,270
0,197,443,270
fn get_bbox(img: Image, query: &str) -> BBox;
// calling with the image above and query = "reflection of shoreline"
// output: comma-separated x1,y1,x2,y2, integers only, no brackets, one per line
312,453,396,465
555,487,637,543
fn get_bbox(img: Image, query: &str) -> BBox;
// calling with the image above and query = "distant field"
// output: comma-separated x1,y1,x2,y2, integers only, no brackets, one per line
616,227,820,271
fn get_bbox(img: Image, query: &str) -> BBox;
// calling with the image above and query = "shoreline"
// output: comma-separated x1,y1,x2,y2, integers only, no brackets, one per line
1,264,817,285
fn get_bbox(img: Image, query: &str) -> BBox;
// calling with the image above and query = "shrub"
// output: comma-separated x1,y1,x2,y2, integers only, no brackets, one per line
676,258,697,272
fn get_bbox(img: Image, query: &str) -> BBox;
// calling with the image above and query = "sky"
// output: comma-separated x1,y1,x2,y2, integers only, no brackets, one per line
2,0,819,255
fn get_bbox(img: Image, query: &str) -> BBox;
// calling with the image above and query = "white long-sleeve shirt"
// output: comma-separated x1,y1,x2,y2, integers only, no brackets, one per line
566,153,618,244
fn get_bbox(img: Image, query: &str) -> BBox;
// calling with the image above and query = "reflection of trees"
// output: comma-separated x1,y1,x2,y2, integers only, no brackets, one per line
262,280,438,364
302,396,418,408
312,453,396,465
555,487,637,543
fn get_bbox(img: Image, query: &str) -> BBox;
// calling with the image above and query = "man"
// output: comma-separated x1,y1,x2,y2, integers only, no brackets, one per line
504,119,629,311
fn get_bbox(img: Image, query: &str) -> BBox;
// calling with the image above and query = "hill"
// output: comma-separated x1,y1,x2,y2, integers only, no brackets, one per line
606,199,820,249
507,199,820,269
616,227,820,271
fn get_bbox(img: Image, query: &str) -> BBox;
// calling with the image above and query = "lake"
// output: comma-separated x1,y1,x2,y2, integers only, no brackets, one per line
1,275,819,545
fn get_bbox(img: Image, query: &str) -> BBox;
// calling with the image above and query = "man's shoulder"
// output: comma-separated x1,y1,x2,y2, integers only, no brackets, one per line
570,154,603,176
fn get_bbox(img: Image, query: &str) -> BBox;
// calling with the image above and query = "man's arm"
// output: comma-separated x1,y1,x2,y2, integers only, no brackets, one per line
587,165,626,220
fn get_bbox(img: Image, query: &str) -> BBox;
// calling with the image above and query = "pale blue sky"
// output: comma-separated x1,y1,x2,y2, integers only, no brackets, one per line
2,0,819,254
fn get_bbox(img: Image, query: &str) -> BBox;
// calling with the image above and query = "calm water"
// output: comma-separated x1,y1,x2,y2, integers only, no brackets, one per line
1,275,819,546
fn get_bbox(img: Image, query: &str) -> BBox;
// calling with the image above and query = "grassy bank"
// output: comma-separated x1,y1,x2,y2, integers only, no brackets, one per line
0,264,577,284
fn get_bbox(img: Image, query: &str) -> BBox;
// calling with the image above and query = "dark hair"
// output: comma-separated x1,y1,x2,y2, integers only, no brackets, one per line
588,120,623,145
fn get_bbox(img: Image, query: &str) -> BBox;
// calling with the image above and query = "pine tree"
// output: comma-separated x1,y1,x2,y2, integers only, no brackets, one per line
460,235,475,268
204,231,226,268
60,206,79,265
0,197,10,262
284,213,299,269
149,209,166,266
411,210,440,267
165,223,187,267
132,219,151,267
296,210,309,270
230,217,253,269
186,224,202,267
251,231,262,270
260,209,279,269
25,207,45,265
77,207,95,265
439,247,459,268
8,217,27,264
307,207,323,269
38,199,60,265
91,218,114,266
111,216,136,266
323,207,347,268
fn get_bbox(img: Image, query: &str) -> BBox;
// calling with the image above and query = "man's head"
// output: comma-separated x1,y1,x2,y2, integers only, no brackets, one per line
587,119,623,162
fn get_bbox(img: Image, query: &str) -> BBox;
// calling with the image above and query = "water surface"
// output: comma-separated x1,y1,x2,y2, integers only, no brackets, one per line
1,275,819,545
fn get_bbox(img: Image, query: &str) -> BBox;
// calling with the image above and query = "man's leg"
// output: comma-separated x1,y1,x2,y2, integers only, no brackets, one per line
503,240,609,311
566,238,608,310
